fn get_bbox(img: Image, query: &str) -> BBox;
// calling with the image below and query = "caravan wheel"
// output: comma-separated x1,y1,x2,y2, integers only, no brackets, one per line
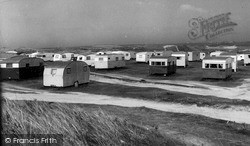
74,81,79,87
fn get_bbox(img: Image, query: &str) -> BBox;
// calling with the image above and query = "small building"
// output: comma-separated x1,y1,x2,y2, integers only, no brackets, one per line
202,57,233,79
219,52,238,72
43,61,90,87
187,51,200,61
94,54,125,69
136,52,153,63
112,51,131,60
149,56,176,75
210,51,226,57
0,56,44,80
171,52,188,67
53,53,74,61
200,52,206,60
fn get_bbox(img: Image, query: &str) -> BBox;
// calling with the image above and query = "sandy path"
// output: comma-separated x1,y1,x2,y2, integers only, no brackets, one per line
90,73,250,101
2,83,250,124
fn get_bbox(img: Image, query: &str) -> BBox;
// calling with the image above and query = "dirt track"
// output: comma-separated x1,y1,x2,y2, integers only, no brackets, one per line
2,82,250,124
91,72,250,101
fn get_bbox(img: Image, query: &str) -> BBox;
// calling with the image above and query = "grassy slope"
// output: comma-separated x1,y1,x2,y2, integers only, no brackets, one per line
2,98,249,145
74,104,250,146
1,98,182,146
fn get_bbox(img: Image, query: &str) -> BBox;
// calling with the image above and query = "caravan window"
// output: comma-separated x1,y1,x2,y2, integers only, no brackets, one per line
248,55,250,58
62,55,66,58
139,55,142,58
126,53,129,56
6,63,12,68
210,64,217,68
99,57,103,61
122,57,125,60
115,57,119,61
86,56,91,60
156,62,161,66
79,57,83,60
162,62,165,66
51,69,57,75
67,68,71,74
218,64,223,69
205,64,209,68
176,57,181,60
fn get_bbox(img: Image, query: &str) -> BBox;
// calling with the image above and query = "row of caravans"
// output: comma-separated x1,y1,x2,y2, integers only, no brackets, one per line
136,51,189,67
26,52,125,69
144,51,236,79
0,54,247,86
143,50,249,79
28,51,136,69
0,56,90,87
209,51,250,72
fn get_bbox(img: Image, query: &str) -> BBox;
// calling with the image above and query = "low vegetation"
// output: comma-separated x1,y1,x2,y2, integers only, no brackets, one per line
1,98,181,146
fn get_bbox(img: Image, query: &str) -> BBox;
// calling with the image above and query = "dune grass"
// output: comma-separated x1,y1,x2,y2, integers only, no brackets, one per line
1,98,181,146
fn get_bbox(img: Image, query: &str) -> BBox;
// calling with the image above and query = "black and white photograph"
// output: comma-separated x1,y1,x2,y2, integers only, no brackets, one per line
1,0,250,145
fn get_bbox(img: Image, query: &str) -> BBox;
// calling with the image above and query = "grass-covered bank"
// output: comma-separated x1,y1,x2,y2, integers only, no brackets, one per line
1,98,181,146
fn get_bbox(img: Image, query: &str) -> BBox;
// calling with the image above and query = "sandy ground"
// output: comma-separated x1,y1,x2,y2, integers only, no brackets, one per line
91,73,250,101
2,82,250,124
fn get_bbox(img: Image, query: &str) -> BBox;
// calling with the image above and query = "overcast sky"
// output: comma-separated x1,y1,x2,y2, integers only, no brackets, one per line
0,0,250,48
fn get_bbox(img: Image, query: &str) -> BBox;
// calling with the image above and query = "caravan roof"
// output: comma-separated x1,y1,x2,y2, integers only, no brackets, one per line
0,56,28,63
203,56,230,61
150,56,175,59
220,52,237,56
46,61,88,68
137,52,152,55
172,51,186,54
